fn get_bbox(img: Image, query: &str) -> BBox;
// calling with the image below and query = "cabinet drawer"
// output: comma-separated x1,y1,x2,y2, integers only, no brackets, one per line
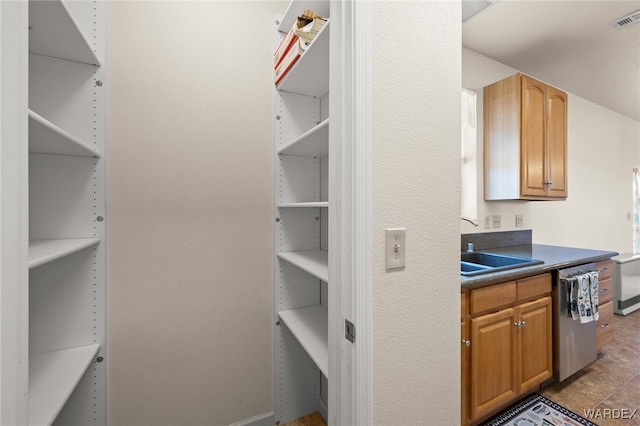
598,278,613,304
470,281,517,315
596,260,613,281
517,273,551,301
597,301,614,351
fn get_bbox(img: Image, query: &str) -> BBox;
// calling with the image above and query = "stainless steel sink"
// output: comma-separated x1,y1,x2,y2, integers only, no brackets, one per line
460,252,543,276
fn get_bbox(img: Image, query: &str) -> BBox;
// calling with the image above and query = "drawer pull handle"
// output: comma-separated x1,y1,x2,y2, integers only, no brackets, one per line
599,288,608,293
600,323,609,328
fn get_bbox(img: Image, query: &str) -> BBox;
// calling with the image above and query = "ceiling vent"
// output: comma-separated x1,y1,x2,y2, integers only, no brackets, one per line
612,10,640,29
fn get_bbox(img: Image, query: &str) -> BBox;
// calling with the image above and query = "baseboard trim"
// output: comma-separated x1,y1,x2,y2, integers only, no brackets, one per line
229,411,275,426
319,398,328,423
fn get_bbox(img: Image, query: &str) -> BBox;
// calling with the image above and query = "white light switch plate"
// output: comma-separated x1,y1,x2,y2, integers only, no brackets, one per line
385,228,406,270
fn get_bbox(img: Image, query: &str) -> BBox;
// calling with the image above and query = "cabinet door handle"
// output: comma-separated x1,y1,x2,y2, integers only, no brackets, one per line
514,321,522,328
462,340,471,347
544,181,554,185
521,321,526,327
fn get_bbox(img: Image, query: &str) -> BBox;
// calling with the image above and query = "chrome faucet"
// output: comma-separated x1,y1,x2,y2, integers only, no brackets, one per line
461,216,479,227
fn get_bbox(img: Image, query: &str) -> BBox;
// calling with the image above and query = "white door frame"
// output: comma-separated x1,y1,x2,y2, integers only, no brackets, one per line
0,1,29,424
328,1,372,424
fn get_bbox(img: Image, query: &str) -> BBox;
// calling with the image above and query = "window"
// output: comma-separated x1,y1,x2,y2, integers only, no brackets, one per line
461,88,478,222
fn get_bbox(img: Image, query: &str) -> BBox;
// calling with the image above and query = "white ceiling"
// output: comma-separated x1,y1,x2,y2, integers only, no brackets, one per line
462,0,640,121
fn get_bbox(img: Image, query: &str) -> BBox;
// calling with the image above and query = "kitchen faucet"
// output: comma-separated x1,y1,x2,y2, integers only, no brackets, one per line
461,216,479,227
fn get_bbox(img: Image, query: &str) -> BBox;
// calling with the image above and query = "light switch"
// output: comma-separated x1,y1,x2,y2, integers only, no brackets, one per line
385,228,406,270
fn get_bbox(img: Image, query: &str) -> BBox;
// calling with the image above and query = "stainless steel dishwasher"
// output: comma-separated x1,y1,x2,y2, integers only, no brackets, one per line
554,263,597,381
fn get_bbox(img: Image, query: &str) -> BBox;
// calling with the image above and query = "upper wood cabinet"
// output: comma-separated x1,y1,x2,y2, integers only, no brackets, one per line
484,73,568,200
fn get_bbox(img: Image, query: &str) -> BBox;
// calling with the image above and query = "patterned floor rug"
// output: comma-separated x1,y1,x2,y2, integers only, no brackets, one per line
480,393,598,426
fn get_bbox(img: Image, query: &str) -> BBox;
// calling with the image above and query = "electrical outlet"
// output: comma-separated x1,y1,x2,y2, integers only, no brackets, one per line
484,215,491,229
515,214,523,228
492,215,501,229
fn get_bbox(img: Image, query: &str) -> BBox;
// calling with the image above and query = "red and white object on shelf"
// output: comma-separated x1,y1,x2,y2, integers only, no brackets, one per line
274,21,298,69
274,9,327,86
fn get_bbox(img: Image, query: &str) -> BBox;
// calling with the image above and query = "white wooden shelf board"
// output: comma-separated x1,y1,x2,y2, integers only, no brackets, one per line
278,0,330,33
278,201,329,208
29,238,101,269
277,20,329,97
29,110,100,157
28,344,100,426
277,250,328,282
29,0,101,66
279,119,329,156
278,305,328,378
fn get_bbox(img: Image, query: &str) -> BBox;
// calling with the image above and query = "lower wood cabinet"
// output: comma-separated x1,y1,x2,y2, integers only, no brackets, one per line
471,307,517,420
596,260,614,352
461,292,469,426
462,273,553,425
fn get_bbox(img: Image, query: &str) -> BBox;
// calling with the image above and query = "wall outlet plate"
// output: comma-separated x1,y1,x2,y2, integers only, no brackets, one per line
515,214,523,227
492,215,501,229
385,228,406,270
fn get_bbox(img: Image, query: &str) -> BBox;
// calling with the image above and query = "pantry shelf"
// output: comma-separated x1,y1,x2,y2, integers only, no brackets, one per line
28,344,100,426
278,305,328,378
278,119,329,157
277,250,328,282
276,20,329,97
278,202,329,208
29,110,101,158
29,238,101,269
29,0,101,66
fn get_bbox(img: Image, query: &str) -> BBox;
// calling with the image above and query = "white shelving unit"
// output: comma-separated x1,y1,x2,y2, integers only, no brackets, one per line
276,21,330,97
28,238,101,269
278,201,330,208
278,250,329,282
278,306,329,377
29,0,101,66
28,110,101,157
26,0,106,424
278,118,329,157
28,344,100,426
274,1,331,423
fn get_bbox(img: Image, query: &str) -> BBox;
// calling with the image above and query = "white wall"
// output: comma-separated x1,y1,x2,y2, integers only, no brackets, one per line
106,2,286,424
462,48,640,254
372,2,461,424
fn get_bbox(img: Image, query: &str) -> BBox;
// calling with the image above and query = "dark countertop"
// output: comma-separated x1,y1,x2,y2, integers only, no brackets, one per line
460,244,618,290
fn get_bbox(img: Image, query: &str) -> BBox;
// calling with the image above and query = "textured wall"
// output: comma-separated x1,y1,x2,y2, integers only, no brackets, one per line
106,2,285,424
372,2,462,424
462,48,640,254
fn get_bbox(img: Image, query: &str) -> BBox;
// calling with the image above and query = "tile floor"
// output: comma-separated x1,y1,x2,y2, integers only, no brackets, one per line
540,309,640,425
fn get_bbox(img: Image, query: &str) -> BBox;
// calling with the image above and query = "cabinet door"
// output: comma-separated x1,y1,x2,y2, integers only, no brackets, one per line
461,320,469,426
516,296,552,392
546,87,568,198
597,300,614,351
470,308,516,421
520,75,547,198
